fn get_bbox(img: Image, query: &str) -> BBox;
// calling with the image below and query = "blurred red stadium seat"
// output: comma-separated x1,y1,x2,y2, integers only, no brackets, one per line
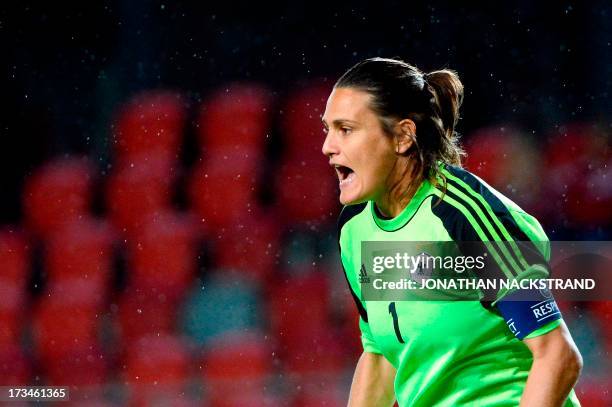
0,229,30,285
63,402,116,407
464,126,542,211
542,123,611,226
0,343,31,385
32,284,104,362
282,329,347,377
198,83,273,153
127,211,198,301
45,218,115,287
202,331,273,405
124,334,191,391
544,123,607,168
209,393,281,407
44,342,107,387
116,285,177,345
123,334,194,406
106,154,176,235
189,154,262,230
274,83,338,225
0,230,29,345
274,158,337,225
292,385,347,407
113,90,186,163
576,379,612,407
130,395,200,407
202,331,272,381
23,157,93,237
213,212,281,280
45,278,108,311
0,280,27,345
281,83,331,158
268,269,349,378
269,271,330,349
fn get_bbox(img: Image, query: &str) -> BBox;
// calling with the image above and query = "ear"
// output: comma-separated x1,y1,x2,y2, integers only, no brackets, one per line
394,119,416,154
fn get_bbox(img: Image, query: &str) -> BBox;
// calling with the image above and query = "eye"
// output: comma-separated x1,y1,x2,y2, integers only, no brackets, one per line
340,126,352,135
322,126,329,134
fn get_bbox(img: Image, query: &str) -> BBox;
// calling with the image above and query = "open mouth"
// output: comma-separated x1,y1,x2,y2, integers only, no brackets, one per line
334,164,355,187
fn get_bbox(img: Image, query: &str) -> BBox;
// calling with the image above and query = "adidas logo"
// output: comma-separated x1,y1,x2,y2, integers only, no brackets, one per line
359,264,370,284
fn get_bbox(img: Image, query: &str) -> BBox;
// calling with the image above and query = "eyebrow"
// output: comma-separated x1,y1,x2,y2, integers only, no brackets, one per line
321,118,359,127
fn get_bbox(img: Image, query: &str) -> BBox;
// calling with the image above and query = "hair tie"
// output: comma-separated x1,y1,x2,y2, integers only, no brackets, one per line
422,73,430,89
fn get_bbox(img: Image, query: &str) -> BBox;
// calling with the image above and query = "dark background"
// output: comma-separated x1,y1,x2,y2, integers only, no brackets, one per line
2,1,610,223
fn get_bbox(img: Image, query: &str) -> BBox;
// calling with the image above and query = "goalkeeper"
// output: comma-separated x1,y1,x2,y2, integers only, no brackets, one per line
321,58,582,406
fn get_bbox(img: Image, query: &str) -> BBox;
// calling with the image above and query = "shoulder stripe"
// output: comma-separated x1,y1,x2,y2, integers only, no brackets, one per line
442,165,533,242
434,187,516,279
444,180,527,276
442,167,533,270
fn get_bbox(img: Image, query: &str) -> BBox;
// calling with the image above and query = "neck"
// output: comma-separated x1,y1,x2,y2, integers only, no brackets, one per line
375,159,422,218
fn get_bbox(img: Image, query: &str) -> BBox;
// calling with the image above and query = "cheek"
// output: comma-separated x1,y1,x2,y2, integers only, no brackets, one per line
369,159,394,184
360,148,395,186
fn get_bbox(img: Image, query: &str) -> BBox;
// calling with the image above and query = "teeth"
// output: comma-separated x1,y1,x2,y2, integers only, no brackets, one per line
339,172,355,187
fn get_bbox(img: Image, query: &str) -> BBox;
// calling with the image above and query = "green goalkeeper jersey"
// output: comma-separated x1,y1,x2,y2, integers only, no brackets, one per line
338,164,580,407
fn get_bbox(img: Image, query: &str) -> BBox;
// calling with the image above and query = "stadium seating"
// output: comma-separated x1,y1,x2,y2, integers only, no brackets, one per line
5,78,610,403
126,211,198,301
280,83,331,158
202,331,274,406
0,229,30,285
43,342,107,387
188,153,261,230
105,153,176,235
23,157,94,237
123,334,191,404
180,271,263,346
197,83,273,152
124,334,191,385
542,123,611,230
0,280,26,345
0,229,29,345
44,218,115,288
212,211,281,280
274,158,338,225
275,83,339,225
269,270,333,358
464,126,542,211
113,90,186,164
0,343,31,385
32,293,100,362
116,285,177,347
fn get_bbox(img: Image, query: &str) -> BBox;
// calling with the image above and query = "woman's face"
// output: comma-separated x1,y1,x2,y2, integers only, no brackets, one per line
322,87,399,205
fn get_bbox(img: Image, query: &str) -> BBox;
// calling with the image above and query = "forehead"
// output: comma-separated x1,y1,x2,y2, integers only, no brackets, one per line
322,87,374,122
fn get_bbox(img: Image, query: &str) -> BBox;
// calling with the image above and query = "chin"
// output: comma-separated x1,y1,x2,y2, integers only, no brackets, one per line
339,190,367,206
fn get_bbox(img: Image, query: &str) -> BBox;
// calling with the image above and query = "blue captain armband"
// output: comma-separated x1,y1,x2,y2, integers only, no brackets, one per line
495,288,562,340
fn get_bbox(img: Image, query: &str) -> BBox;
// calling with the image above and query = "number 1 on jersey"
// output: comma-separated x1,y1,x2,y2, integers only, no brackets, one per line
389,302,405,343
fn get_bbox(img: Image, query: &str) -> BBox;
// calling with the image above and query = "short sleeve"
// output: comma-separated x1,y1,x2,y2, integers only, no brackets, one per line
359,316,383,354
432,166,563,340
524,319,562,340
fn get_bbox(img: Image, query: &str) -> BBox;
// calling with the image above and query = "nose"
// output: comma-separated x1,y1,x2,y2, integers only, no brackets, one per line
322,131,338,158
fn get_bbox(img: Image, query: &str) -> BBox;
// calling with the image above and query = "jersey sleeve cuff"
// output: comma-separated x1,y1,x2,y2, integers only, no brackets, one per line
523,319,562,340
495,286,562,340
362,341,383,354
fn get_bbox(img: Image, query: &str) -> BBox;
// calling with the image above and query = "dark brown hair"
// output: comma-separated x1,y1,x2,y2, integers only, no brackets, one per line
335,57,464,185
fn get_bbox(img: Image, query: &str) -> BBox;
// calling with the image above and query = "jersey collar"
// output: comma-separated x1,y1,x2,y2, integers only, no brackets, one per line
370,179,432,231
